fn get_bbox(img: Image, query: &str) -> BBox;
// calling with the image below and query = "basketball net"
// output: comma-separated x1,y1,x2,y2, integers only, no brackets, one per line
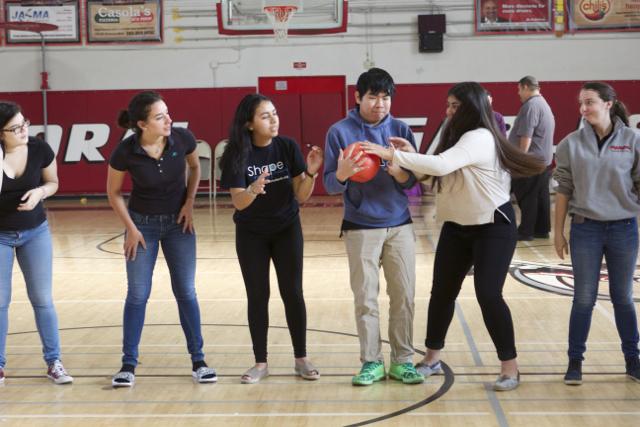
264,5,297,42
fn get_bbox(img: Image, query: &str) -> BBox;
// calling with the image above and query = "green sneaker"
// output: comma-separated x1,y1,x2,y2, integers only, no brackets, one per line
388,362,425,385
352,361,386,386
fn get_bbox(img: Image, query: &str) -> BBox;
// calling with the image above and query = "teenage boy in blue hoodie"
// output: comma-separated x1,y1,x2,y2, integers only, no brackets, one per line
323,68,424,386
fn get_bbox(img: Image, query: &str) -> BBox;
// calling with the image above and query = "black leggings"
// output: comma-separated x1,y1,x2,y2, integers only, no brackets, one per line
425,202,518,361
236,218,307,363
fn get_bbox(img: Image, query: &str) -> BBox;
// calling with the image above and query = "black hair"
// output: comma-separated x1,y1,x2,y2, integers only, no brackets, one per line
356,67,396,99
220,93,272,175
581,81,630,127
0,101,21,133
117,91,164,135
430,82,545,191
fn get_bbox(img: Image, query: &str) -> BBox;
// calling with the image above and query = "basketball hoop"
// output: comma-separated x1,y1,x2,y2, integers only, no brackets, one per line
263,5,298,41
0,21,58,32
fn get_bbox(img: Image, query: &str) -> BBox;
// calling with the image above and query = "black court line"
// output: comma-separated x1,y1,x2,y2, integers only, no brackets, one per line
344,361,454,427
94,234,439,257
9,323,454,425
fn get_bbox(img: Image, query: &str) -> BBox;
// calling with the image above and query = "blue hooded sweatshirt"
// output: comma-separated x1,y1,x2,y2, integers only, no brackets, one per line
323,108,417,227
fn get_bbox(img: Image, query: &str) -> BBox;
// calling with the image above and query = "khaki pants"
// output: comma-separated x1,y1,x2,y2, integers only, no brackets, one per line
344,224,416,364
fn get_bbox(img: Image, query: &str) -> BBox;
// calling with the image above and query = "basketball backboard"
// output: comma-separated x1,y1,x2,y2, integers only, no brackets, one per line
216,0,348,36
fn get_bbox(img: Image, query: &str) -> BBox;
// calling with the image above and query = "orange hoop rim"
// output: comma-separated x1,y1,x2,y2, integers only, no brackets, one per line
263,5,298,21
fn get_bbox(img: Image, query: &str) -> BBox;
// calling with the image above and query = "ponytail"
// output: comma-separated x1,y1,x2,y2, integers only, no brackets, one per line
611,99,630,127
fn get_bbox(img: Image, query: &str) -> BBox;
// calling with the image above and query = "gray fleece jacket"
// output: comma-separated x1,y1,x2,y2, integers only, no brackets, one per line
554,117,640,221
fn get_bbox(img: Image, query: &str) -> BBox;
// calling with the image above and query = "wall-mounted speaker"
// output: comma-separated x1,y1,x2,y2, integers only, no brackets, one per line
418,14,446,53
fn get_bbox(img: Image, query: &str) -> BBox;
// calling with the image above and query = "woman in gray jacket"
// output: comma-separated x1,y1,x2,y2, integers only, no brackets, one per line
554,82,640,386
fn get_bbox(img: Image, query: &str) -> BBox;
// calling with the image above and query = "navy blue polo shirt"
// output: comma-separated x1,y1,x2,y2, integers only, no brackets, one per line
109,127,197,215
221,136,306,233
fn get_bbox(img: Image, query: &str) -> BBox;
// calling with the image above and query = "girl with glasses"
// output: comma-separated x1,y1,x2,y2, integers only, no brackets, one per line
0,101,73,385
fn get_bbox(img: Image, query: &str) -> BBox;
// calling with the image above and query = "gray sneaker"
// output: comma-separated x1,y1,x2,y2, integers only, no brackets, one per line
112,371,135,388
414,360,443,378
493,371,520,391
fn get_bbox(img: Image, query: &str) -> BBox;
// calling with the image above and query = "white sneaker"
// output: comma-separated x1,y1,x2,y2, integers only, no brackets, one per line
112,370,135,387
47,360,73,385
415,360,443,378
192,366,217,383
493,371,520,391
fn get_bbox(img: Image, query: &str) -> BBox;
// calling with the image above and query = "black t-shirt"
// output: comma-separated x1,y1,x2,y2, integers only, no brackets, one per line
221,136,306,233
0,137,55,231
109,127,197,215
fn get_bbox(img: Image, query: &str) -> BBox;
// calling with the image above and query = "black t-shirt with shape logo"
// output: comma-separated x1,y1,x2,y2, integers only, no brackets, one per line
221,136,306,233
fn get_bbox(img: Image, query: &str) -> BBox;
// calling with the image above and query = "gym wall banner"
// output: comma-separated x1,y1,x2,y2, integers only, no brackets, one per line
3,0,80,44
1,81,638,195
87,0,162,43
475,0,553,34
568,0,640,32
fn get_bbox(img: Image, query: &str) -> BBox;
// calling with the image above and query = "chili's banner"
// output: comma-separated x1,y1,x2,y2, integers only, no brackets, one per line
569,0,640,31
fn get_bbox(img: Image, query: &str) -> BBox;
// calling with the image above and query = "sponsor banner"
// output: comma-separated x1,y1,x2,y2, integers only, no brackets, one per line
5,1,80,43
476,0,553,34
569,0,640,31
0,81,638,195
87,0,162,43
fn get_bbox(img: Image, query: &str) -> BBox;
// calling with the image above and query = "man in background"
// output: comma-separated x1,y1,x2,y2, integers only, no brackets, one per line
509,75,556,241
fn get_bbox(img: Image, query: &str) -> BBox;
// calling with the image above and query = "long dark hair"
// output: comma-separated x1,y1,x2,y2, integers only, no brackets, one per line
581,81,629,127
430,82,545,191
220,93,272,174
117,91,164,136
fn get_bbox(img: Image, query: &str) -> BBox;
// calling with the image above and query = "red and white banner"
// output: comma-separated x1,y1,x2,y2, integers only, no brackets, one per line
1,80,639,195
475,0,553,34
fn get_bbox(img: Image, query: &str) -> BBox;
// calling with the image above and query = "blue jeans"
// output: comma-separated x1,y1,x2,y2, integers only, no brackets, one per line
568,217,640,361
0,221,60,367
122,211,204,367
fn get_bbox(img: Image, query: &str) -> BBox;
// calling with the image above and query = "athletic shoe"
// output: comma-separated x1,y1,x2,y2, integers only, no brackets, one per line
47,360,73,385
415,360,443,378
493,371,520,391
626,357,640,383
193,366,217,383
112,371,135,388
352,361,385,386
564,359,583,385
0,367,5,385
388,362,424,384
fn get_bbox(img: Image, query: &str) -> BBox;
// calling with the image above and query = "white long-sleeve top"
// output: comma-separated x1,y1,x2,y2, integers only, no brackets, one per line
394,128,511,225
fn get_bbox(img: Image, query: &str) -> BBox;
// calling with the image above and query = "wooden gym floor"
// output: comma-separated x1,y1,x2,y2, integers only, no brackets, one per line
0,194,638,426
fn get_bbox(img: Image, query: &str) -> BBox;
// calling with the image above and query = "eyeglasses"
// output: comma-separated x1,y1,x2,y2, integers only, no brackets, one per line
2,119,30,135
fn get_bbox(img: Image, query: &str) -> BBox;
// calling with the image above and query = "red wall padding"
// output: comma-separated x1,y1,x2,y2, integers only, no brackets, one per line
1,80,638,195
